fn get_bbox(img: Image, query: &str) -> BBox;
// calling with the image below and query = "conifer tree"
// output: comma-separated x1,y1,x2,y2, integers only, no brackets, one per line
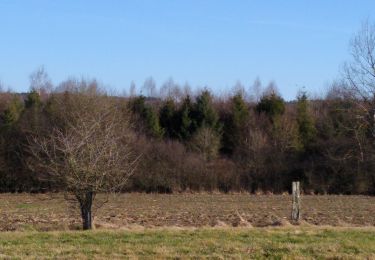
296,91,316,149
25,89,41,109
1,96,23,129
191,90,220,132
176,95,193,141
159,99,177,138
130,96,164,138
222,93,249,154
256,92,285,119
22,89,43,133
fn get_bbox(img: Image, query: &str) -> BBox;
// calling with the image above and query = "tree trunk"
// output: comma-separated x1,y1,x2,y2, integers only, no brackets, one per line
79,191,94,230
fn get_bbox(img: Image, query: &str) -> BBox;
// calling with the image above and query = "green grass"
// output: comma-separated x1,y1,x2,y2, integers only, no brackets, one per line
0,227,374,259
15,203,35,209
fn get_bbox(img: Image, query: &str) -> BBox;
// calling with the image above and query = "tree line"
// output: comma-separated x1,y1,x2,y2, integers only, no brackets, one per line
0,79,372,195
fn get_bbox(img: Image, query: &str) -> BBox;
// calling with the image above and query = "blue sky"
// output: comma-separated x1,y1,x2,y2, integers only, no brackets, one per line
0,0,374,100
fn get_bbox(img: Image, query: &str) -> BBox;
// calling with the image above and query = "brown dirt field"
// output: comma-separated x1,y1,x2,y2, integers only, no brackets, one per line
0,193,374,231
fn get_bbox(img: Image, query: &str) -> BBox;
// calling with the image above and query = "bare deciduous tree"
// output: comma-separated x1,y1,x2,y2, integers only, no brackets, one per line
183,82,192,97
190,127,220,162
160,78,183,101
28,83,137,229
249,77,263,103
232,81,246,100
343,20,375,129
344,21,375,99
341,20,375,159
29,66,53,98
142,77,157,97
129,81,137,97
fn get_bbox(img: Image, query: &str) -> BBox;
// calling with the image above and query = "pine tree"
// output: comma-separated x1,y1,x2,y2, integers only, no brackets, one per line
25,89,41,108
159,99,177,138
222,93,249,154
1,95,23,129
23,89,43,133
130,96,164,138
191,90,220,132
256,92,285,119
296,91,316,149
145,107,164,138
176,95,193,141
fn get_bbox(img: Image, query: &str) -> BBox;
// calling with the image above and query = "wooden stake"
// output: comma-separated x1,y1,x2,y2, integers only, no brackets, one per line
291,181,301,223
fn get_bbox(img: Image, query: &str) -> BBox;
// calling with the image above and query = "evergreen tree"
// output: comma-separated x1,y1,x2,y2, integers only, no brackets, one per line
25,89,41,109
145,107,164,138
191,90,220,132
176,95,193,141
296,91,317,149
231,94,249,127
22,89,43,133
159,99,177,138
1,96,23,129
256,92,285,119
222,93,249,154
130,96,164,138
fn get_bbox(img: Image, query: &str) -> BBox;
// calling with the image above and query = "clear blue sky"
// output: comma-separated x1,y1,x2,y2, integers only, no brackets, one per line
0,0,374,100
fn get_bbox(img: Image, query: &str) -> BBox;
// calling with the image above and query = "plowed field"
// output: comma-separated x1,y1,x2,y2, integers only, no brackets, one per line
0,193,374,231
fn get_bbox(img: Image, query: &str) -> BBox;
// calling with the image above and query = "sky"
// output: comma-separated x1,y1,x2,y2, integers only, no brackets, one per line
0,0,374,100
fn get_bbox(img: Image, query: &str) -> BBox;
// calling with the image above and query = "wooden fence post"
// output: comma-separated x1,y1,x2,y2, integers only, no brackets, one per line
291,181,301,223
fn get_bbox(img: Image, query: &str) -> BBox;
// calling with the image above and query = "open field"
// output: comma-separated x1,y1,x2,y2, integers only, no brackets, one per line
1,193,375,231
1,194,375,258
0,227,374,259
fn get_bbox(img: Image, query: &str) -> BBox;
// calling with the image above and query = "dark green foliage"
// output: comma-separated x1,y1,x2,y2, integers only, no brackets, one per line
0,90,51,192
144,110,164,139
256,92,285,119
21,90,45,134
1,96,23,129
130,96,164,138
222,93,249,154
175,95,194,141
296,92,317,149
191,90,221,132
25,89,41,109
159,99,177,138
231,94,249,127
143,107,164,138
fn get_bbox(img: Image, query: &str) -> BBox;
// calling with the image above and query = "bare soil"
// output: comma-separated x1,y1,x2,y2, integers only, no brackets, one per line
0,193,374,231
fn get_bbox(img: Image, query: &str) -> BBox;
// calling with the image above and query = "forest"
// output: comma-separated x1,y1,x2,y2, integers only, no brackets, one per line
0,74,373,195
